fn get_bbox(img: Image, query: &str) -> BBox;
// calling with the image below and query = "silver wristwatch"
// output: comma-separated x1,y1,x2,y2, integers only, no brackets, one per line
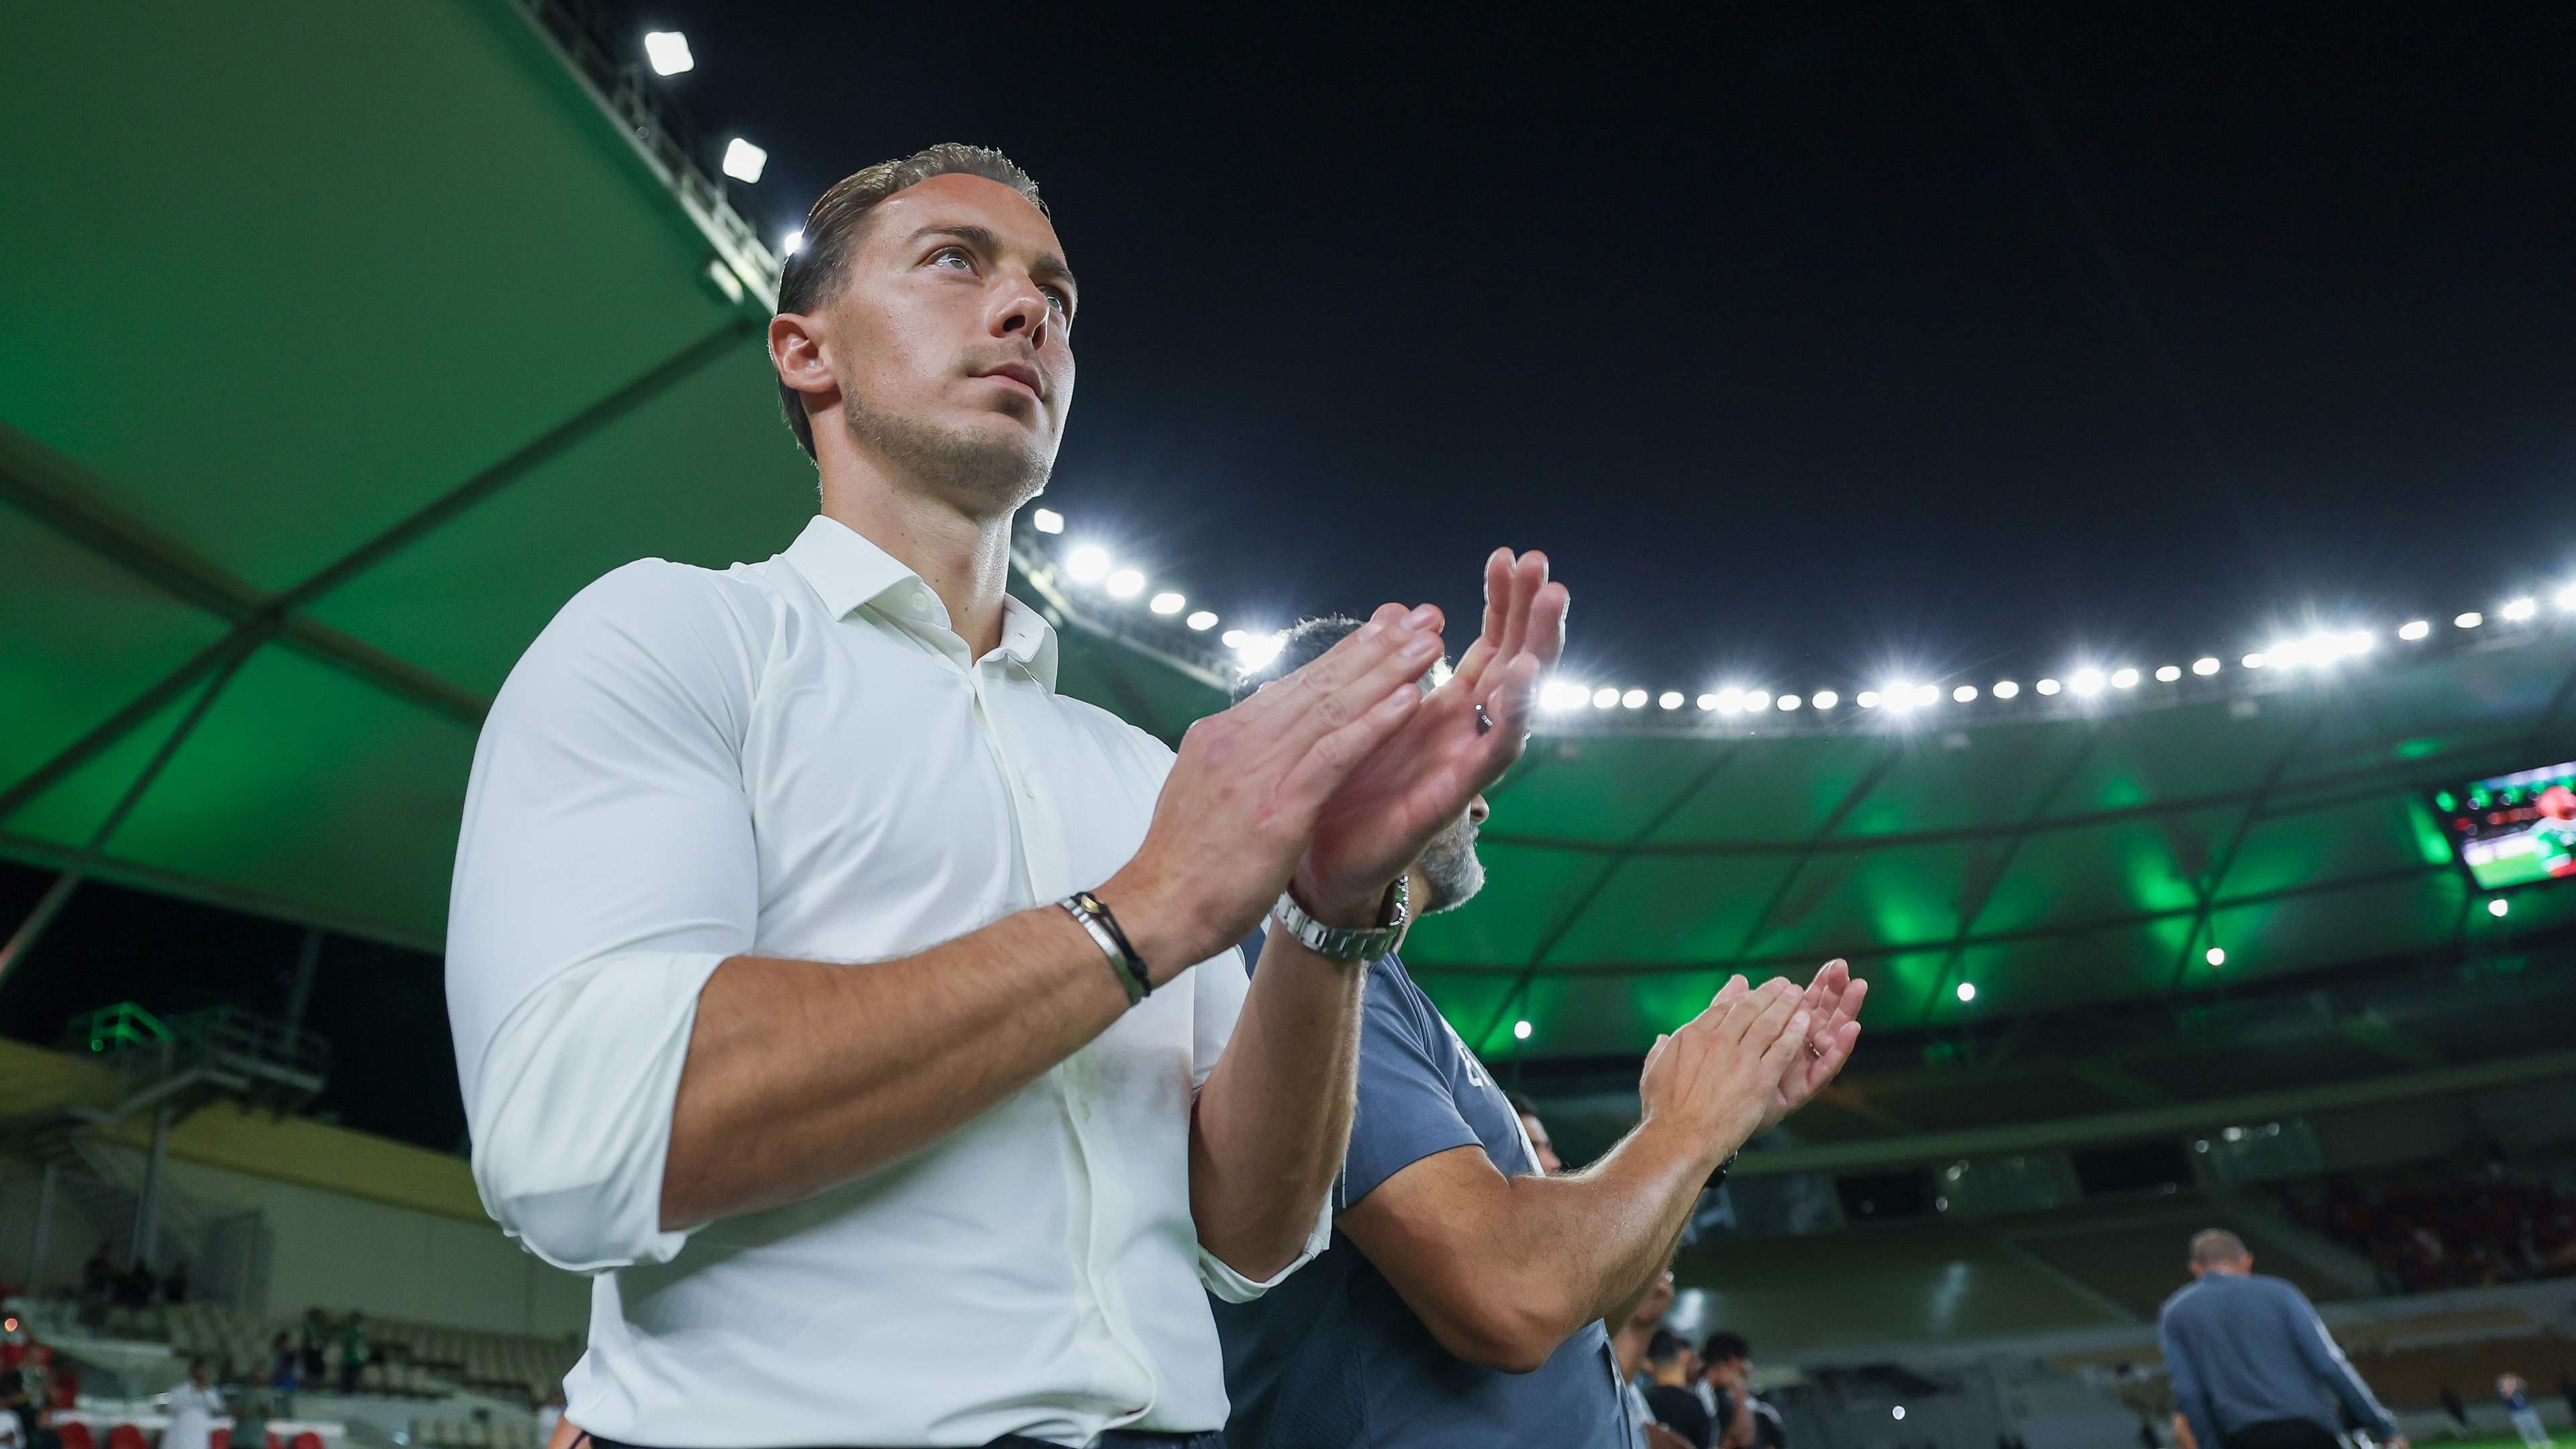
1271,874,1409,961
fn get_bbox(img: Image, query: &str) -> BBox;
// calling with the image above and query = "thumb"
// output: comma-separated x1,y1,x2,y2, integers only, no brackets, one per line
1642,1032,1672,1079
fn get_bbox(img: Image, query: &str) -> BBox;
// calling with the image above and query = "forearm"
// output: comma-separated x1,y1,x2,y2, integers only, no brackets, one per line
661,904,1132,1228
1519,1120,1715,1330
1189,928,1368,1279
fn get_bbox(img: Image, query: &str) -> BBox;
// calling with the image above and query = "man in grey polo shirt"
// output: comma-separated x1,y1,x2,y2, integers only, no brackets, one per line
2159,1230,2404,1449
1211,616,1869,1448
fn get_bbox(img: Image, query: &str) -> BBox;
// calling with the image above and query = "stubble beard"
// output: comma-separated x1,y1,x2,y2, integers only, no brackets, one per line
840,387,1053,520
1416,815,1487,915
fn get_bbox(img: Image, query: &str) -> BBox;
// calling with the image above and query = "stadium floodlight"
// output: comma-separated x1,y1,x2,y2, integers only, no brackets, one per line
1953,684,1977,703
1658,690,1684,710
1856,690,1881,708
1915,684,1940,708
2489,897,2510,918
782,229,804,257
1104,568,1145,599
1992,680,2019,699
1955,982,1976,1003
1717,686,1745,713
1812,690,1839,710
1744,690,1772,710
1621,688,1648,709
1064,545,1111,583
2205,947,2226,967
1541,682,1589,711
720,138,769,184
1513,1019,1533,1040
1884,682,1917,712
1593,687,1620,709
2559,585,2576,612
2241,652,2268,669
2036,678,2061,696
2155,665,2182,683
2193,656,2221,675
1236,632,1285,670
2110,667,2139,689
2503,596,2539,622
2071,668,2106,696
1030,507,1064,534
1184,610,1218,631
2399,619,2430,640
1148,591,1184,615
643,30,695,75
1893,1408,1909,1423
2343,629,2373,654
1696,692,1720,711
1220,629,1247,649
1778,694,1802,710
2455,611,2483,629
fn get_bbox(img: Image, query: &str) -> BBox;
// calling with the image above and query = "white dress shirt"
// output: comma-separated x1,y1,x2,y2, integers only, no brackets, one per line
164,1381,223,1449
446,515,1326,1447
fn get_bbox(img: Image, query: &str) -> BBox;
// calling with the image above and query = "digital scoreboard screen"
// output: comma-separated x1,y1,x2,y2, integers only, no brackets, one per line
2435,761,2576,889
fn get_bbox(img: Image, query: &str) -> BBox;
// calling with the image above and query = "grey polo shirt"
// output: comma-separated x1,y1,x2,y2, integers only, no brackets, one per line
2158,1271,2397,1449
1210,947,1638,1448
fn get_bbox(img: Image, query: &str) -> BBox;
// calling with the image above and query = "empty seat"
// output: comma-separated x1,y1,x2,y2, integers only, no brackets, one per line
58,1424,94,1449
107,1426,148,1449
292,1434,323,1449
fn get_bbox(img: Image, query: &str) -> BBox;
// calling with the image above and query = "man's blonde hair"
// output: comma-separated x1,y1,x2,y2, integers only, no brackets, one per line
772,144,1046,461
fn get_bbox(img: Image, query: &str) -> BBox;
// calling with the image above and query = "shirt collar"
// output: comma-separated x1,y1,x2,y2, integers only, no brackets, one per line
780,514,1059,691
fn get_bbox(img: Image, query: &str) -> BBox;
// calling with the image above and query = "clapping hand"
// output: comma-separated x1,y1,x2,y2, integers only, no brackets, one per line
1291,549,1570,922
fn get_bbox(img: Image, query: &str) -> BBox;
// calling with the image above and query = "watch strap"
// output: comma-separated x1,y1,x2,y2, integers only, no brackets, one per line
1271,874,1410,962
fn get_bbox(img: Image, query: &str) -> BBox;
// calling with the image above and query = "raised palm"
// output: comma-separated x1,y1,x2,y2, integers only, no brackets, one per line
1293,549,1569,918
1755,959,1868,1132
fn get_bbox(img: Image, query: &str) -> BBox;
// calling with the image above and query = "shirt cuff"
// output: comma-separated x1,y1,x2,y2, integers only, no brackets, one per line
1195,1188,1334,1303
467,949,730,1273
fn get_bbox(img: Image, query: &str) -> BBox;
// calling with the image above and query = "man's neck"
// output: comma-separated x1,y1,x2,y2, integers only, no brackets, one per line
818,464,1017,660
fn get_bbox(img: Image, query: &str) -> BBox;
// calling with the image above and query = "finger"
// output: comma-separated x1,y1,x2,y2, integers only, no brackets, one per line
1643,1032,1672,1077
1230,603,1411,727
1278,678,1426,811
1260,608,1444,765
1733,979,1803,1045
1485,582,1570,721
1450,549,1516,692
1711,975,1776,1035
1761,1009,1815,1072
1494,551,1548,673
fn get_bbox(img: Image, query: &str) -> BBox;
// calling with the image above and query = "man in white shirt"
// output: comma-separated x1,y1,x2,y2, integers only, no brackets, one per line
162,1360,222,1449
445,143,1570,1449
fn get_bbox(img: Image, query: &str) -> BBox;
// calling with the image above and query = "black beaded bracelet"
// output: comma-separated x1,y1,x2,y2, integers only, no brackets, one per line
1066,889,1153,1002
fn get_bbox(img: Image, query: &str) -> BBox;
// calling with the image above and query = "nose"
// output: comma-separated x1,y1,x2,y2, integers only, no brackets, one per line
1467,792,1491,826
991,270,1053,352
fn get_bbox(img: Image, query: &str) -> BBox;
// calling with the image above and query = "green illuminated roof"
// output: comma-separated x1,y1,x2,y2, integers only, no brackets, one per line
5,0,2572,1079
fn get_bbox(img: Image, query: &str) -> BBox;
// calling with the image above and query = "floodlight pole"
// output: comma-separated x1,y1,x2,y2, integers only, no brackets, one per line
0,644,250,989
131,1102,173,1271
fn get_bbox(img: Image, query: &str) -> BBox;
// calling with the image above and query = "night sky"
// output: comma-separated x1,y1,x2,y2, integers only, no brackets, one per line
608,1,2576,694
9,3,2576,1153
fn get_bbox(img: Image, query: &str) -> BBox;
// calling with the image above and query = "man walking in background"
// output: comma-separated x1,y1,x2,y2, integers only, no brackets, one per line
2501,1375,2553,1449
1212,615,1865,1448
2159,1230,2402,1449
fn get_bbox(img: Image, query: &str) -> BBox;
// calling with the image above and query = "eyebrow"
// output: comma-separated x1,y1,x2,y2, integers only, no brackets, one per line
908,223,1079,304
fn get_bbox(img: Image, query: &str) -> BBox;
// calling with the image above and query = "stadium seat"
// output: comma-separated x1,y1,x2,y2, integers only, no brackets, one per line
213,1429,230,1449
292,1434,323,1449
107,1426,147,1449
58,1422,93,1449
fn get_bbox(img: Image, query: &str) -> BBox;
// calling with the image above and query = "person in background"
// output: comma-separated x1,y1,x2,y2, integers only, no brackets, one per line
2500,1375,2553,1449
1642,1332,1715,1449
334,1311,366,1395
535,1387,563,1447
160,1262,187,1307
1701,1332,1775,1449
2158,1230,2401,1449
2437,1386,2470,1438
163,1359,223,1449
0,1376,28,1449
1509,1093,1565,1175
232,1386,271,1449
297,1310,326,1385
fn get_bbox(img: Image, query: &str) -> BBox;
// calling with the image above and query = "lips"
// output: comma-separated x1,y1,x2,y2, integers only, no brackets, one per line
975,362,1044,399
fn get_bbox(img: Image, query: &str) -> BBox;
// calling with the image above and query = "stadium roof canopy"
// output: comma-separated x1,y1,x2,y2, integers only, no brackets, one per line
8,0,2576,1096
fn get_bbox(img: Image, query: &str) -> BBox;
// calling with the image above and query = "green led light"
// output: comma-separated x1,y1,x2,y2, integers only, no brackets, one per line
2434,790,2458,812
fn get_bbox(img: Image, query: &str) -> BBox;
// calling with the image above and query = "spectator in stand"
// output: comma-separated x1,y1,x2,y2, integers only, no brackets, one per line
2500,1375,2553,1449
1701,1332,1776,1449
0,1377,26,1449
113,1260,154,1311
535,1387,563,1447
2438,1386,2471,1438
2159,1230,2401,1449
162,1359,223,1449
231,1386,271,1449
1508,1093,1565,1175
77,1246,113,1327
297,1309,326,1383
159,1263,187,1307
334,1311,367,1395
1642,1331,1715,1449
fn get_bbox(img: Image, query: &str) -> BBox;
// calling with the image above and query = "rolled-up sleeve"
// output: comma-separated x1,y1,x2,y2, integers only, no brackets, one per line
1188,930,1333,1302
445,561,758,1273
